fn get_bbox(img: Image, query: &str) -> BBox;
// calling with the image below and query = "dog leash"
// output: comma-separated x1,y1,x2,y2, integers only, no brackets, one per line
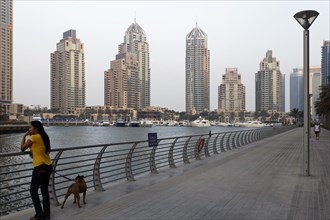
53,170,74,181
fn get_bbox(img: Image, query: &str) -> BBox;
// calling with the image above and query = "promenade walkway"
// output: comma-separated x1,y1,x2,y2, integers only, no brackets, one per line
4,127,330,220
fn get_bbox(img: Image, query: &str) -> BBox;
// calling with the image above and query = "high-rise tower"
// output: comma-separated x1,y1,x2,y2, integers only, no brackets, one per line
104,53,140,108
50,30,85,114
255,50,282,113
185,24,210,114
290,68,304,111
0,0,13,116
218,68,245,113
117,20,150,109
321,40,330,86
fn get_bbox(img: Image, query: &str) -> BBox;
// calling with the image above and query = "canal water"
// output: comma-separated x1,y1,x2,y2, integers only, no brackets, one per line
0,125,246,153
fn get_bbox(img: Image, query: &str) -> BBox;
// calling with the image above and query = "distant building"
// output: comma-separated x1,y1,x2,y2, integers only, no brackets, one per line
50,30,85,114
255,50,282,113
281,74,286,112
185,24,210,114
310,66,321,120
104,53,140,108
321,40,330,86
0,0,13,119
105,20,150,109
290,68,304,112
218,68,245,113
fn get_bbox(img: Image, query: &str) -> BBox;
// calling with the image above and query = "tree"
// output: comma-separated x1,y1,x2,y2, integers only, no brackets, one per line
290,108,299,123
315,77,330,128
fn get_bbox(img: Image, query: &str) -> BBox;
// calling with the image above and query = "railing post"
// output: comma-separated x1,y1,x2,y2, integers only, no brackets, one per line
183,137,192,164
204,135,211,157
49,150,63,206
226,132,233,150
241,130,247,146
125,142,139,181
212,133,221,154
234,131,241,148
149,140,161,174
93,145,107,191
220,133,226,152
168,138,178,168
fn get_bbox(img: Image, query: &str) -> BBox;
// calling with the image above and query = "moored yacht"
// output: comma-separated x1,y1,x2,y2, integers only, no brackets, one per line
191,117,211,127
116,119,126,127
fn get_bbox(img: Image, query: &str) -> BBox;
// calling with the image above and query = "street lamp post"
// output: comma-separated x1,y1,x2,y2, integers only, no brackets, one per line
293,10,319,176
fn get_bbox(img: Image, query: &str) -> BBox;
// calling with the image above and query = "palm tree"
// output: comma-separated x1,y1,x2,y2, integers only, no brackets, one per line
315,77,330,128
290,108,299,124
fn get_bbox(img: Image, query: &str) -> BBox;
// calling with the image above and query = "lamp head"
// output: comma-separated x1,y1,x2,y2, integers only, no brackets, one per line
294,10,319,30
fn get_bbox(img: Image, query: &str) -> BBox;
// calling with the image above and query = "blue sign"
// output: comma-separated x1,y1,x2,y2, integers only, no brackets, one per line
148,133,158,148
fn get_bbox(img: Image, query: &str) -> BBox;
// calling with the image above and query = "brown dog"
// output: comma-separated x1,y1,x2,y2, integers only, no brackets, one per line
61,175,87,208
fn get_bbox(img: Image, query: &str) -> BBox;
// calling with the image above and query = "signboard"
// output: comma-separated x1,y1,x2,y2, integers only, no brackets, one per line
148,132,158,148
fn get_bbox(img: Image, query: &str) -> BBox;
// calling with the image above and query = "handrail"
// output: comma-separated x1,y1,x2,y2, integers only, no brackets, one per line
0,126,295,217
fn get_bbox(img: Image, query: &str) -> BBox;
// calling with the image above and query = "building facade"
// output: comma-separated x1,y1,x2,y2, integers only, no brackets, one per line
117,20,150,109
50,30,85,114
321,40,330,86
218,68,245,113
281,74,286,112
104,53,140,109
310,66,321,120
185,24,210,114
255,50,282,113
0,0,13,119
290,68,304,112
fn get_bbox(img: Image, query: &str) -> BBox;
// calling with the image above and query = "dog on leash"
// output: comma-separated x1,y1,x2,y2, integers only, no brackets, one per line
61,175,87,208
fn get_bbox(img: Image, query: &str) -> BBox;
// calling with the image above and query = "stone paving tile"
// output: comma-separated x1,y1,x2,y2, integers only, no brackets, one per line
4,127,330,220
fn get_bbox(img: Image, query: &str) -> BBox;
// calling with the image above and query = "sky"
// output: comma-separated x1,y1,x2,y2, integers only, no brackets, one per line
13,0,330,112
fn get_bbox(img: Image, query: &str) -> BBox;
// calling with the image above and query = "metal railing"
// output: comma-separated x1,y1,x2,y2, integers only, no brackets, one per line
0,126,294,216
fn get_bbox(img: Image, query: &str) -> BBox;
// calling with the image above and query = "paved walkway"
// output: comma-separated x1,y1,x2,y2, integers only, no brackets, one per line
4,127,330,220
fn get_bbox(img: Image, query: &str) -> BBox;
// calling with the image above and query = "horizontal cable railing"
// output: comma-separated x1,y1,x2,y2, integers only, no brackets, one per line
0,126,295,216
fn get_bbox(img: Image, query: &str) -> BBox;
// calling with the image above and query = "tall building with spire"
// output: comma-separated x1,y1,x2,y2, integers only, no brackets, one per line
50,29,85,114
0,0,13,118
105,20,150,109
255,50,282,113
218,68,245,113
185,24,210,114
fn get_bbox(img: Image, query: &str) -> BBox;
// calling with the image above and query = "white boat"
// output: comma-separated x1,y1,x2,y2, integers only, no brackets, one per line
140,120,153,127
191,117,211,127
239,121,265,128
128,120,141,127
116,119,126,127
32,114,42,121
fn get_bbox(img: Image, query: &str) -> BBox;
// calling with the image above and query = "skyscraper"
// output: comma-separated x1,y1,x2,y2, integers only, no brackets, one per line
118,20,150,109
281,74,286,112
104,53,140,108
185,24,210,114
218,68,245,113
290,68,304,111
0,0,13,116
310,66,321,120
255,50,282,113
321,40,330,86
50,29,85,114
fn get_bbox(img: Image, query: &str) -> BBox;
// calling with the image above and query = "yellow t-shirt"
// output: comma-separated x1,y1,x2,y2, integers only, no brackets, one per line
29,134,52,167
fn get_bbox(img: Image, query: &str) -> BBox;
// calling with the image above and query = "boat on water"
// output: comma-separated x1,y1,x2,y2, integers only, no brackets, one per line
32,114,42,122
140,120,153,127
116,119,126,127
128,120,141,127
238,121,265,128
191,117,211,127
